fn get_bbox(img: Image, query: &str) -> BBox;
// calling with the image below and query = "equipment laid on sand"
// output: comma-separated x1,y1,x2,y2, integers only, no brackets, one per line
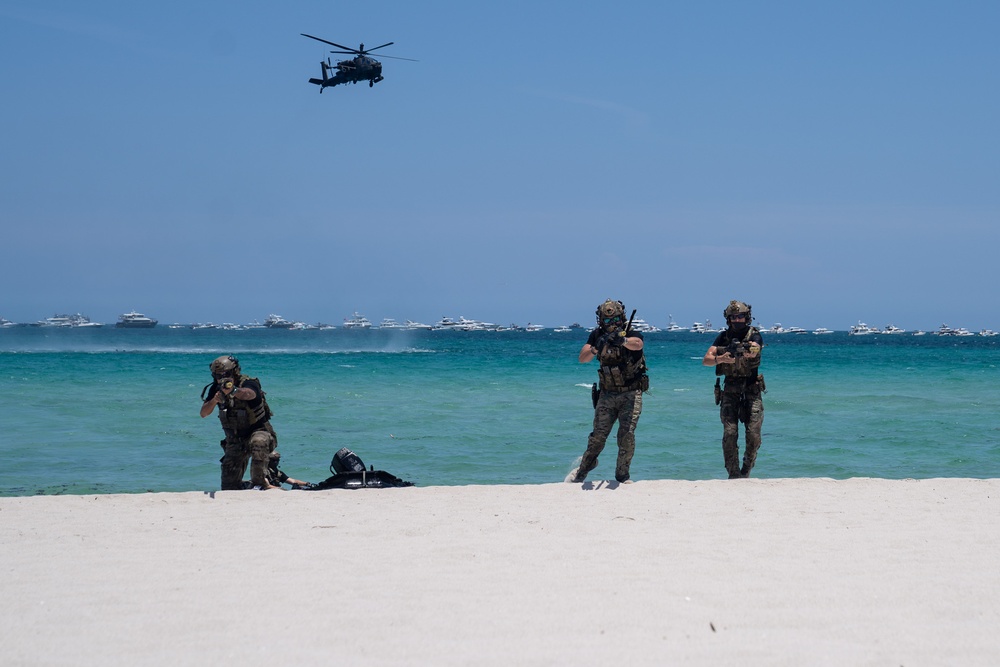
300,447,414,490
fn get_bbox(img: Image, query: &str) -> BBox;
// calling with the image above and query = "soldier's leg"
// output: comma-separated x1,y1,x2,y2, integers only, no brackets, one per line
740,395,764,477
574,395,618,482
719,393,741,479
220,438,250,490
614,390,642,482
248,427,277,488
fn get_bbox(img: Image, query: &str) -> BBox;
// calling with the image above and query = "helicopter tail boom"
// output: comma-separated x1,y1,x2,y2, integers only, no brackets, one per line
308,60,334,90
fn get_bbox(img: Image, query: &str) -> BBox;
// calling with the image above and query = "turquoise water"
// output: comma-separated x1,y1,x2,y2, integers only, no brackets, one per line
2,327,998,496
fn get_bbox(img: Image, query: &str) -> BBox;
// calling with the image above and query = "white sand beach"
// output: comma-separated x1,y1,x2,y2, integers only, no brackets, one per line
2,478,998,666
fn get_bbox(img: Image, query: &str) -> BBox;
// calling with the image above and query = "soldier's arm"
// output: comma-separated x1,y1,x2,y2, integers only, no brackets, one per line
199,392,221,418
623,336,643,351
579,342,599,363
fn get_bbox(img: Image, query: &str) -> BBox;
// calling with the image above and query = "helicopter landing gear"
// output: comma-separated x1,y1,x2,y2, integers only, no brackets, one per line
370,80,374,87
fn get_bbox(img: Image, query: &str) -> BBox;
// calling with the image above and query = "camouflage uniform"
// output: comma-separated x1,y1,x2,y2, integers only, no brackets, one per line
718,377,763,478
711,302,765,479
579,387,643,482
216,413,278,490
573,300,649,483
203,356,278,490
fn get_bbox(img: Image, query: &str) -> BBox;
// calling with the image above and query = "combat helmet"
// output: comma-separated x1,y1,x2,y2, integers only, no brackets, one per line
209,355,240,379
596,299,626,330
723,300,752,325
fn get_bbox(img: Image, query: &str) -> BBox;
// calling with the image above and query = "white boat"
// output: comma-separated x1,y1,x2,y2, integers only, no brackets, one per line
980,329,998,337
377,318,406,329
812,327,834,335
404,320,433,330
954,328,974,337
629,318,660,333
784,326,808,334
849,321,879,336
553,325,572,333
881,325,906,334
34,313,102,327
524,323,545,332
664,315,688,332
457,316,495,331
264,314,296,329
434,317,460,330
115,311,158,328
342,312,373,329
934,323,967,336
1,317,17,328
34,314,74,327
912,330,926,336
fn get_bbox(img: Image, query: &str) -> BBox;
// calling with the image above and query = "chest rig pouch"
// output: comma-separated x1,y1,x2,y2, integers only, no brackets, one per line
598,347,649,392
217,376,272,438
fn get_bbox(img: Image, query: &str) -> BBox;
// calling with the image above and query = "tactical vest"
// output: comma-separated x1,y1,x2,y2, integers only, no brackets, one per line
598,346,649,392
715,326,762,379
217,376,272,438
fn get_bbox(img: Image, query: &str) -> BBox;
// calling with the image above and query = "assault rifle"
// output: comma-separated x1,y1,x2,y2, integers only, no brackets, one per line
718,340,749,359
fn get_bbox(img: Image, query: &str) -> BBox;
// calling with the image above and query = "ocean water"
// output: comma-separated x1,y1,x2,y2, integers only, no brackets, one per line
2,327,998,496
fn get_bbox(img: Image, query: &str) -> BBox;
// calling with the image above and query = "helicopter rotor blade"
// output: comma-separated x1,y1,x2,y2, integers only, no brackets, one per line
327,50,417,61
300,34,359,53
372,53,419,62
364,41,395,53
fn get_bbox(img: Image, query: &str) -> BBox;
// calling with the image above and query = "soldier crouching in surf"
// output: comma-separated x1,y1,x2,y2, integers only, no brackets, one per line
199,355,280,490
569,299,649,484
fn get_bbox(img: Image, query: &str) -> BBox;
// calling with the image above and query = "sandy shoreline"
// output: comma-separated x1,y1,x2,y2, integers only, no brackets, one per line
2,478,998,666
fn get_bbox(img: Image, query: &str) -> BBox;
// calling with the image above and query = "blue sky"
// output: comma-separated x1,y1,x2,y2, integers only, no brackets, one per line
2,1,998,330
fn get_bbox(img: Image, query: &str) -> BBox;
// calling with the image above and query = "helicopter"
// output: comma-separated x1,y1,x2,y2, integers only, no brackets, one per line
300,34,416,91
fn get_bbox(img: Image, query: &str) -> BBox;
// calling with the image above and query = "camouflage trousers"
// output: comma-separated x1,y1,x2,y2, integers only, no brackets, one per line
219,422,278,490
719,389,763,478
576,389,643,483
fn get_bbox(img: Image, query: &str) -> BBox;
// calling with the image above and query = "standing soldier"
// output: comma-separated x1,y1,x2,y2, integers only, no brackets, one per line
702,300,765,478
199,355,279,490
570,299,649,484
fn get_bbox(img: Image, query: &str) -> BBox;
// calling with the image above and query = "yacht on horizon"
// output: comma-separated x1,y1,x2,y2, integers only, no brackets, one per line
115,311,157,328
849,321,879,336
264,314,296,329
665,315,688,332
342,312,373,329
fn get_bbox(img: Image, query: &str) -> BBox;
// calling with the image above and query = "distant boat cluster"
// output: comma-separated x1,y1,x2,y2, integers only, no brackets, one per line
236,313,562,332
0,312,158,329
843,322,997,337
1,312,996,337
